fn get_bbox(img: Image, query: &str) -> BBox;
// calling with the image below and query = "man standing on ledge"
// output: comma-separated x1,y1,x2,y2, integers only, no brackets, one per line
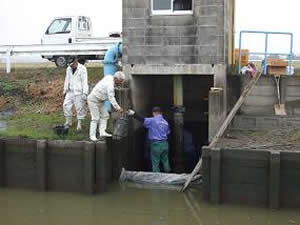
128,107,171,173
63,57,88,131
88,71,125,141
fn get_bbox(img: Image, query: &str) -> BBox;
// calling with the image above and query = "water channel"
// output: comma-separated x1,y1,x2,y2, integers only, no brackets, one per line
0,182,299,225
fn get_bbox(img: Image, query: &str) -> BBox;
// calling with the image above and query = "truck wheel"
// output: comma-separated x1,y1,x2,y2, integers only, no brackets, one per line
78,59,86,65
55,56,67,68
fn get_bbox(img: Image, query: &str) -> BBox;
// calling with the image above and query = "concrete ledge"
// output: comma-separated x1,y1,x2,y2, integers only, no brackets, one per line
124,64,220,75
232,115,300,129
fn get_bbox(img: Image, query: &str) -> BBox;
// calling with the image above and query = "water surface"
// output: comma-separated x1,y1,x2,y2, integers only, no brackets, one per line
0,183,299,225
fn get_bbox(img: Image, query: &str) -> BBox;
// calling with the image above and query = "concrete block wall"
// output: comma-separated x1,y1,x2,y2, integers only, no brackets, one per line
123,0,234,65
232,76,300,116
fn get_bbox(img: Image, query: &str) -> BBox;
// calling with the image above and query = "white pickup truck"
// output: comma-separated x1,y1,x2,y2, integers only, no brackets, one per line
41,15,121,67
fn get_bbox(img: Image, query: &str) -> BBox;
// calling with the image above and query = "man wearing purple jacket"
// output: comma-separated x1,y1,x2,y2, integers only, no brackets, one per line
128,107,171,173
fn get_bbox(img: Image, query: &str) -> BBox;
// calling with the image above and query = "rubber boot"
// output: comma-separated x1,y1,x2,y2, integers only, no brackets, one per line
99,119,112,137
89,120,98,142
76,119,83,131
64,117,72,128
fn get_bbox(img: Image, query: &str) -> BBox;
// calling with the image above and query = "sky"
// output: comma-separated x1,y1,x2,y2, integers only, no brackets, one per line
0,0,299,55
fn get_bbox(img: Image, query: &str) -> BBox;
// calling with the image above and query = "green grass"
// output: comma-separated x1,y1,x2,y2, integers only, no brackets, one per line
0,112,92,140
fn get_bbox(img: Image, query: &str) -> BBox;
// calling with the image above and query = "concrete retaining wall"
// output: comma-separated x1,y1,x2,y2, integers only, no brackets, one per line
0,138,126,194
202,147,300,208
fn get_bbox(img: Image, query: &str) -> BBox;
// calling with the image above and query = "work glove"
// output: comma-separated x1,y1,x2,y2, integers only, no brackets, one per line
127,109,135,116
82,94,87,101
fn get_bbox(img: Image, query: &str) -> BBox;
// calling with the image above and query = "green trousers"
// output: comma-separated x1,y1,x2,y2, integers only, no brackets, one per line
150,141,171,173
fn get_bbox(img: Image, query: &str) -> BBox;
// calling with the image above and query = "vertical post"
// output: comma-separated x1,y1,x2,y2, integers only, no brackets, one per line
238,31,242,73
0,140,5,187
269,152,280,209
264,33,269,75
288,34,294,75
96,141,107,192
208,89,222,141
36,140,47,191
210,148,221,204
83,142,95,194
6,49,11,74
173,75,185,173
201,146,211,201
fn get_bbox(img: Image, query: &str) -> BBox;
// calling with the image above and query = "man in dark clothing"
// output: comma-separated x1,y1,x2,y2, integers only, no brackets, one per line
128,107,171,173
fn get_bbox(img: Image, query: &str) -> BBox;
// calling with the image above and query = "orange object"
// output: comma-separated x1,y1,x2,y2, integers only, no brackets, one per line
234,49,249,66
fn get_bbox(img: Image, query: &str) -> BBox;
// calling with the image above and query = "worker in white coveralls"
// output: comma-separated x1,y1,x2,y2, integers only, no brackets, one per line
63,57,89,131
87,71,125,141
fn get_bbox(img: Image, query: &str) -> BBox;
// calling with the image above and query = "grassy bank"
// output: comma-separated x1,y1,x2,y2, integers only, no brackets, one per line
0,64,105,140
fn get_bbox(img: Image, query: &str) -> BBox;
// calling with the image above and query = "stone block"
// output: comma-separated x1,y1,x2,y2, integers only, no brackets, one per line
145,36,163,45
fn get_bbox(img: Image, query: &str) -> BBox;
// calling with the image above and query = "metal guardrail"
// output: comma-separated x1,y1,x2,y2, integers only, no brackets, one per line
238,31,294,75
0,38,121,73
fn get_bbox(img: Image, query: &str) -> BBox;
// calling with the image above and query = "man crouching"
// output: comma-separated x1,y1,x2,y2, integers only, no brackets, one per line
88,71,125,141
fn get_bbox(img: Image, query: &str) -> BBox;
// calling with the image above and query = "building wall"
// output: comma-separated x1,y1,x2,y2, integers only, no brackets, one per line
123,0,234,65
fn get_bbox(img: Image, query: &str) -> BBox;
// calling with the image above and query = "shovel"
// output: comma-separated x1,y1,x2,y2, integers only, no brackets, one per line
274,75,286,116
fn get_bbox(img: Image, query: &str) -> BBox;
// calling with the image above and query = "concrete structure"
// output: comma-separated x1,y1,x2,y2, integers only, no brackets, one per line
123,0,235,172
226,75,300,129
202,147,300,209
0,138,126,193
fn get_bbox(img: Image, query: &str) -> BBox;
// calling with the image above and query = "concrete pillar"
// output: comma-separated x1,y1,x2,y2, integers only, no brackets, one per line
173,75,185,173
83,142,95,194
0,140,4,187
36,140,47,191
269,152,281,209
210,148,221,204
209,89,224,141
214,65,227,117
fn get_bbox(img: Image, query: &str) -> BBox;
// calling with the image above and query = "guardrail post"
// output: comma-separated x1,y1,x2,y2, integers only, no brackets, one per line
6,49,11,74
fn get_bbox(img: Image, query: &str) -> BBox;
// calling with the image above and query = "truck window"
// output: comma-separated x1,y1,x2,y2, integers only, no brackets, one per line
78,17,89,31
47,19,72,34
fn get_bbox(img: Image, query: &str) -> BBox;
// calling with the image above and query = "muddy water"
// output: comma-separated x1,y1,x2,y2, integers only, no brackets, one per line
0,183,299,225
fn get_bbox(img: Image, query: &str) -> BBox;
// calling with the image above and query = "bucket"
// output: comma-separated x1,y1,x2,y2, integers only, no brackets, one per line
113,116,129,140
53,125,69,137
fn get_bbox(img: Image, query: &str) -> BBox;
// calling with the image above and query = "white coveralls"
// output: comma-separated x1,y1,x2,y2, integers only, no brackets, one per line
88,75,121,139
63,63,89,127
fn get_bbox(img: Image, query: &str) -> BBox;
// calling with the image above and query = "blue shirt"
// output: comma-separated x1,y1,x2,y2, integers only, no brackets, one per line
144,115,170,141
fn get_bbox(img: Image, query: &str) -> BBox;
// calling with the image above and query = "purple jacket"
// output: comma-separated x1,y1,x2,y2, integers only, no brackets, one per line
144,115,170,141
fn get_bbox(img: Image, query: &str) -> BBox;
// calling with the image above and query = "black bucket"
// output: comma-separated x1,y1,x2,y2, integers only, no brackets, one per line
53,125,69,137
113,116,129,140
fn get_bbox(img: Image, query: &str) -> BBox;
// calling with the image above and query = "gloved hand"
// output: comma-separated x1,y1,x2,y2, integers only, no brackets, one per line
127,109,135,116
82,94,87,101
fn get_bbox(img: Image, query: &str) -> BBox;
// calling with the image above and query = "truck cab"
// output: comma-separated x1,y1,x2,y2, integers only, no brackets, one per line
41,16,93,45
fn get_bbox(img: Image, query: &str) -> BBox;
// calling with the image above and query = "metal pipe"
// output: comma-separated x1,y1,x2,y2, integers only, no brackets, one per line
264,33,269,74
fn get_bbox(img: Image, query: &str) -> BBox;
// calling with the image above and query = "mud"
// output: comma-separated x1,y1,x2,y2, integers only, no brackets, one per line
217,128,300,151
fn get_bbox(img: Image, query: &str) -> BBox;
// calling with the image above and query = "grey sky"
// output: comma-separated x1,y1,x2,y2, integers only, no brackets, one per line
0,0,299,54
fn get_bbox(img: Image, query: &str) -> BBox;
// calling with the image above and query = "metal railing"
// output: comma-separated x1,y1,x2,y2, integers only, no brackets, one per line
0,38,121,73
238,31,294,75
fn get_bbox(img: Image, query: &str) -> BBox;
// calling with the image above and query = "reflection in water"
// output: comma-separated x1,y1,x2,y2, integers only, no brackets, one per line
0,183,299,225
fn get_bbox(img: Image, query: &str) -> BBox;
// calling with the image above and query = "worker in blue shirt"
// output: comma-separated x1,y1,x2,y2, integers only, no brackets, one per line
128,107,171,173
